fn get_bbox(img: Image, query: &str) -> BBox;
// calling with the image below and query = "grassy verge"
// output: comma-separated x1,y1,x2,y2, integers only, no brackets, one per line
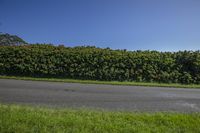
0,75,200,88
0,104,200,133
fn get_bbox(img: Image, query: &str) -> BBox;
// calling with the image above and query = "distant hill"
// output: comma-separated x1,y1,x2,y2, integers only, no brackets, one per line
0,33,27,46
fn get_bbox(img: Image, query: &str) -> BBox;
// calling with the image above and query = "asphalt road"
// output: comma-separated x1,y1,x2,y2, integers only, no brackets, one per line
0,79,200,112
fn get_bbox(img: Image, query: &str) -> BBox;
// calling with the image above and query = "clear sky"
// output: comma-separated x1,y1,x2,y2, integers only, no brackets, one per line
0,0,200,51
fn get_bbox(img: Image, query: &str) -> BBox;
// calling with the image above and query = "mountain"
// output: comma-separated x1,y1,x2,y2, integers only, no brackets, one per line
0,33,27,46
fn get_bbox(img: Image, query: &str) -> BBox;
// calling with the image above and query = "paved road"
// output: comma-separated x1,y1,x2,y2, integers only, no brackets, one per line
0,79,200,112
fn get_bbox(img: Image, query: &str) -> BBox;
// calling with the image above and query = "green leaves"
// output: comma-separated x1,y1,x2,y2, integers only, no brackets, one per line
0,45,200,84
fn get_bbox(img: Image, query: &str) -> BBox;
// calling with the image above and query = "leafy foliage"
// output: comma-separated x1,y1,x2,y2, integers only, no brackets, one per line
0,44,200,84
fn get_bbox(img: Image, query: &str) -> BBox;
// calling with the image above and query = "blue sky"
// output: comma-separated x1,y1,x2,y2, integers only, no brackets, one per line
0,0,200,51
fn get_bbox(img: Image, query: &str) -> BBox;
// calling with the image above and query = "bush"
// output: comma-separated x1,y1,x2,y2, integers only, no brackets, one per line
0,45,200,84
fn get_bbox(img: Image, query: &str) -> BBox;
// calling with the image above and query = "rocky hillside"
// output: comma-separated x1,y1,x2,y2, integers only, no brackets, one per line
0,33,27,46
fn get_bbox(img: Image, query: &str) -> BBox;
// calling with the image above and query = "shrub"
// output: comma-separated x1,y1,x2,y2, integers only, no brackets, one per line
0,45,200,84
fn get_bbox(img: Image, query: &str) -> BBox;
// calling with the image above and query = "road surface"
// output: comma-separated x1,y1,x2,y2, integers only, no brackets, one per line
0,79,200,112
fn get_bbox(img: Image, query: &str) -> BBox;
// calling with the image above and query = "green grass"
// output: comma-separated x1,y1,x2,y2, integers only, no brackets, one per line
1,75,200,88
0,104,200,133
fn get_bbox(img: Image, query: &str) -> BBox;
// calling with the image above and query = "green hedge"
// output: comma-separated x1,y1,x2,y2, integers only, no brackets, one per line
0,44,200,84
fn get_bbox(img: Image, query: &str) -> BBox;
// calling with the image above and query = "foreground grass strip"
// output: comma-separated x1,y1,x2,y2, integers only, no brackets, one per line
0,75,200,88
0,104,200,133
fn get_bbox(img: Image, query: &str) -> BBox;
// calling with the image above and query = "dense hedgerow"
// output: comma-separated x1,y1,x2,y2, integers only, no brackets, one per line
0,44,200,84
